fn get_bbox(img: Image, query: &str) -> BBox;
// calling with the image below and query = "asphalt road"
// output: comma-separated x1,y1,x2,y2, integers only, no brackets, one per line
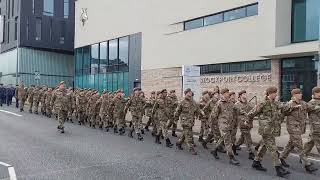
0,106,319,180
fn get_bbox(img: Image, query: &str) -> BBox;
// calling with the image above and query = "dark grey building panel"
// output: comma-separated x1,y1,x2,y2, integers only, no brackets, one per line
0,0,75,53
128,32,142,91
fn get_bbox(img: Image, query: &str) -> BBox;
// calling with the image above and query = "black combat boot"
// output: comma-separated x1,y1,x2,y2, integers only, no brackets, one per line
141,129,145,135
128,129,134,138
70,119,73,123
255,144,260,151
198,136,204,142
229,157,240,166
217,146,226,153
176,143,183,150
60,127,65,134
252,160,267,171
119,128,125,135
78,121,82,125
305,164,318,173
114,127,118,134
248,152,255,160
201,134,213,149
144,125,149,131
235,145,241,151
275,166,290,177
232,145,238,156
172,131,177,137
166,138,173,148
89,122,92,127
210,149,219,159
280,158,290,168
29,109,32,113
155,135,161,144
137,133,143,141
105,126,109,132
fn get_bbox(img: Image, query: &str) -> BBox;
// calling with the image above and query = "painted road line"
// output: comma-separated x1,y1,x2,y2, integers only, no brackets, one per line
0,161,17,180
0,110,22,117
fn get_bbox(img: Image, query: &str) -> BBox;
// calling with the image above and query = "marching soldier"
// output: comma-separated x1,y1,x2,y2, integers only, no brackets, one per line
174,88,202,155
144,91,156,132
51,81,71,133
88,91,100,128
248,86,291,177
151,89,174,147
304,87,320,156
125,88,145,141
166,90,178,137
98,90,112,131
45,88,53,118
17,82,27,112
110,89,127,135
76,89,87,125
27,85,35,113
198,91,211,142
33,86,41,114
234,90,255,160
279,88,318,173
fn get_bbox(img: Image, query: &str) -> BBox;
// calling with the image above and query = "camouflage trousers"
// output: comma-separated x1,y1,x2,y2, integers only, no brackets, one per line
46,105,52,117
177,126,195,151
231,124,238,144
28,101,33,111
40,102,46,114
304,133,320,155
19,100,25,111
215,129,234,158
157,121,169,139
280,134,311,166
33,101,40,113
114,116,125,129
254,135,281,167
167,116,177,131
68,109,74,120
207,120,221,142
78,110,86,124
132,115,143,134
57,109,68,129
90,114,99,127
199,118,209,137
235,128,253,153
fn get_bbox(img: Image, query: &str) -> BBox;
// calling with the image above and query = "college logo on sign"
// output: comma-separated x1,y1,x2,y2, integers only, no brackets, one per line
80,8,88,26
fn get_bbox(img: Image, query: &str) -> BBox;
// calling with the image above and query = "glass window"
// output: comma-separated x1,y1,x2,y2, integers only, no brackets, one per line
35,17,41,41
60,21,66,44
99,74,107,92
224,7,246,21
123,72,129,96
117,72,124,91
43,0,54,16
204,14,223,26
112,73,118,92
109,39,118,71
14,17,17,40
184,18,203,30
119,36,129,72
91,44,99,74
107,73,113,92
94,74,99,89
99,41,108,73
75,48,83,74
292,0,319,42
83,46,90,69
64,0,69,18
26,18,29,40
246,4,258,16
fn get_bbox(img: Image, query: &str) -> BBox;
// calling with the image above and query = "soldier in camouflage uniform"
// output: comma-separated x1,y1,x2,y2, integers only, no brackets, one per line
110,89,127,135
88,91,100,128
248,86,291,177
279,88,318,173
166,90,178,137
198,91,211,142
234,90,255,160
125,88,145,141
33,86,41,114
174,88,202,155
98,90,112,131
304,87,320,156
17,82,27,112
209,88,244,165
151,89,174,147
51,81,71,133
67,88,75,123
40,86,47,115
76,89,87,125
45,88,53,118
27,85,35,113
228,91,239,155
144,91,156,132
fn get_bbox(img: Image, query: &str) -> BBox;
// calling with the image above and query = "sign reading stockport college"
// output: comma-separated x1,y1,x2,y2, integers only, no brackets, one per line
201,73,272,84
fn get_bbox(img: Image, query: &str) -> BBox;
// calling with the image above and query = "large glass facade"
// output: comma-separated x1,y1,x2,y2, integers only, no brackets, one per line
75,36,130,95
281,56,318,102
292,0,319,42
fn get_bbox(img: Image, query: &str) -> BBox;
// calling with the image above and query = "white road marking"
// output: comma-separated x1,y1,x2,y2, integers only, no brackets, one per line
0,161,17,180
0,110,22,117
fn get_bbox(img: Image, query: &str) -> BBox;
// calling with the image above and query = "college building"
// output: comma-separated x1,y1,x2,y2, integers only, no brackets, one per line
74,0,319,100
0,0,75,87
